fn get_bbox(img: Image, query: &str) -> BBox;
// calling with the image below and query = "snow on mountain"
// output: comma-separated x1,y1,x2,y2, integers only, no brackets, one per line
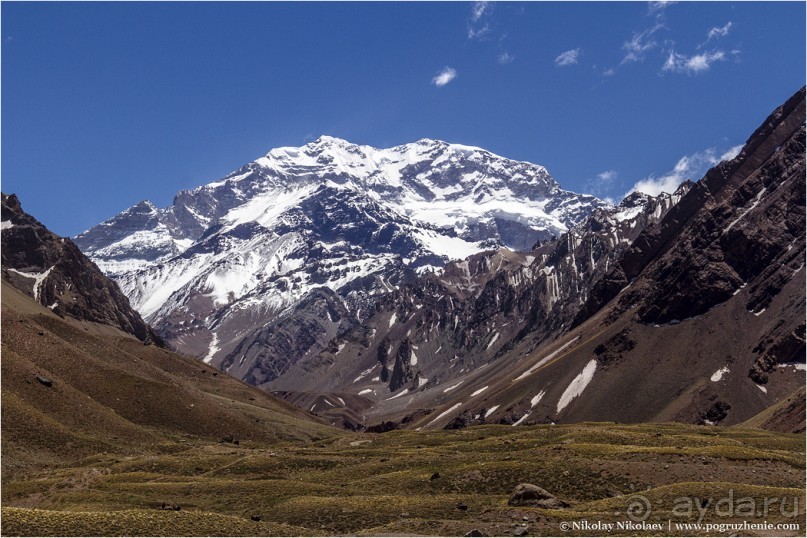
75,136,606,374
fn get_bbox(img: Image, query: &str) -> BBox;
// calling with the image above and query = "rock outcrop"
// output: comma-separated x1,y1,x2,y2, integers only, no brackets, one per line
1,193,161,344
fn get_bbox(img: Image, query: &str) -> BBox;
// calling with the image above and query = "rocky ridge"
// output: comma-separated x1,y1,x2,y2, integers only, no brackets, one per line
1,193,160,344
74,137,606,385
397,86,806,432
267,184,691,427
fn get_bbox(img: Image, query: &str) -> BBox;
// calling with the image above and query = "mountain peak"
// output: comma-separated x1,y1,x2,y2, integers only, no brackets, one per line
309,134,353,147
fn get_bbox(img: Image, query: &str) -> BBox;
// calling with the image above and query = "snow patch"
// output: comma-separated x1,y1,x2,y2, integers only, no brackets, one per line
484,405,500,418
556,359,597,414
412,228,482,262
7,266,54,301
512,411,532,427
514,337,580,382
777,362,807,371
470,386,489,397
755,384,768,394
385,389,410,401
443,381,463,393
613,205,643,222
1,220,14,230
530,390,546,407
202,332,219,364
724,188,766,233
353,365,377,383
425,403,463,427
710,367,729,382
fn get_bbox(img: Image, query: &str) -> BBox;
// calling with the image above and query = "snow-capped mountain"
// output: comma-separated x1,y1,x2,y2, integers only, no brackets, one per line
75,136,606,377
284,87,805,431
267,182,692,428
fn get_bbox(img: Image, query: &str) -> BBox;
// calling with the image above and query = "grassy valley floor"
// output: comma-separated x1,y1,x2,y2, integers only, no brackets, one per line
2,422,804,536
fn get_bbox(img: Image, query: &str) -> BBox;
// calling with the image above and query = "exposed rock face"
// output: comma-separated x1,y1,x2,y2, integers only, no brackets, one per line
1,193,160,344
586,87,806,326
749,323,806,384
279,182,687,407
593,329,635,367
63,88,805,433
410,87,804,431
74,137,606,387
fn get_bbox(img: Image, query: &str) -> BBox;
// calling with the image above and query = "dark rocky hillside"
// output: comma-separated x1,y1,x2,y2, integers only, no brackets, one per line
269,88,805,433
1,193,160,344
1,199,337,476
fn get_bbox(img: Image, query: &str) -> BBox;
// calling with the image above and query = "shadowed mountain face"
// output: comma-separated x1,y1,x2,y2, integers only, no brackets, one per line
1,193,160,344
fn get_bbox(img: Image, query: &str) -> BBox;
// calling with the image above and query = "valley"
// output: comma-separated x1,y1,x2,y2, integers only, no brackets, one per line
1,78,804,538
3,422,804,536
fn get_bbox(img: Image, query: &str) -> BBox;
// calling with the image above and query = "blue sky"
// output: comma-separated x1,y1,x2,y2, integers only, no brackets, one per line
2,1,805,237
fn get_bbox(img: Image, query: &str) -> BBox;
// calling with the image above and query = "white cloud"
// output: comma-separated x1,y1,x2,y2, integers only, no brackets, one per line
471,1,489,22
698,21,733,49
663,48,726,74
432,67,457,87
555,48,581,67
628,144,741,197
621,24,663,64
584,170,619,200
707,21,732,41
603,67,616,77
597,170,618,183
720,144,743,162
468,24,490,40
468,1,492,40
498,52,514,64
648,1,676,15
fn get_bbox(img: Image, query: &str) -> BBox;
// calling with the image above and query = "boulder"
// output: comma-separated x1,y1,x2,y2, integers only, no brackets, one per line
508,484,568,509
35,376,53,388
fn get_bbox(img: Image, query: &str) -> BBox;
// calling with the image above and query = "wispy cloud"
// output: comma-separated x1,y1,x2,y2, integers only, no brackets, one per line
468,24,490,40
621,24,663,65
628,144,742,197
662,48,726,74
699,21,733,49
432,66,458,87
498,52,515,65
468,1,492,40
555,48,581,67
471,1,489,22
720,144,743,162
707,21,732,41
585,170,619,203
648,1,676,15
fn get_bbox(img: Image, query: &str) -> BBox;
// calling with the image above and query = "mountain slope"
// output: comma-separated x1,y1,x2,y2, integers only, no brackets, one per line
403,86,805,431
1,193,159,344
74,138,606,384
271,183,691,428
1,198,337,477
